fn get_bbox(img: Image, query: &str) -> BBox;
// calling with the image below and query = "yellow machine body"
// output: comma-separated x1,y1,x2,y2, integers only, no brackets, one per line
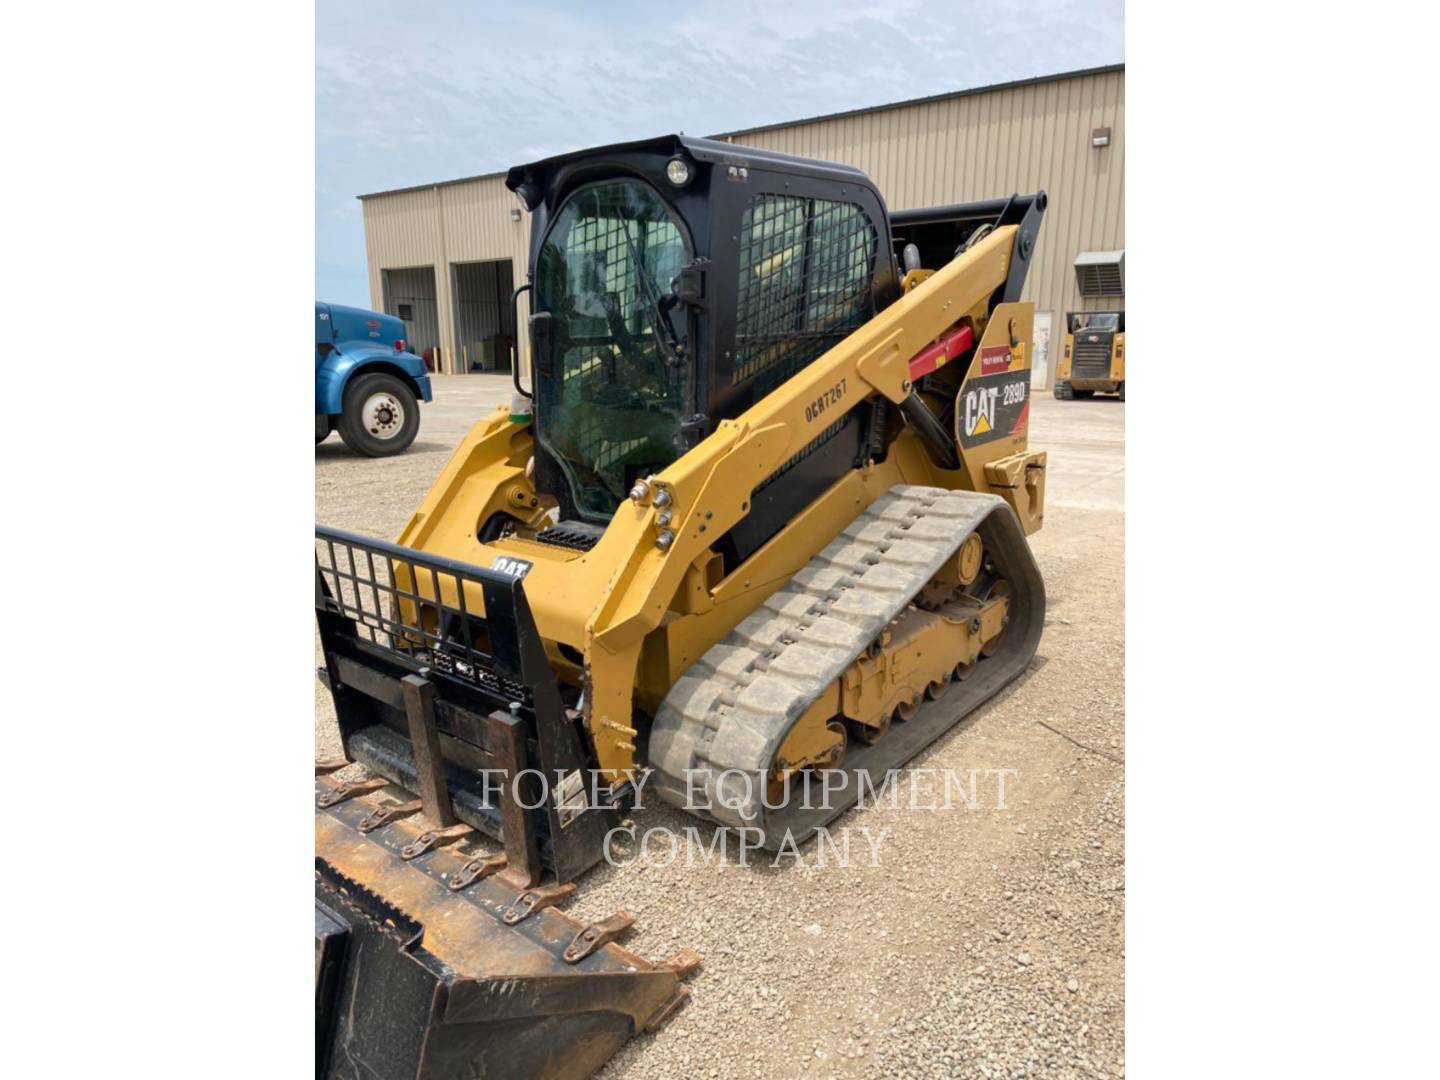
395,223,1045,781
315,137,1055,1080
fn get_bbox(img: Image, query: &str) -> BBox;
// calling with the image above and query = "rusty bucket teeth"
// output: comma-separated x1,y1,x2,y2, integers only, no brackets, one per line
447,854,508,892
563,911,636,963
317,776,387,807
358,799,422,833
501,882,577,925
659,947,703,978
400,822,474,860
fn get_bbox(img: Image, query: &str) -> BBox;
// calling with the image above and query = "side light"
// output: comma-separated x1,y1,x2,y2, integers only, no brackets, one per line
665,157,693,187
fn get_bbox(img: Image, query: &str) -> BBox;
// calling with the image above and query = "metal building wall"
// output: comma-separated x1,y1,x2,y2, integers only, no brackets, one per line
360,65,1123,379
719,66,1125,328
362,182,530,375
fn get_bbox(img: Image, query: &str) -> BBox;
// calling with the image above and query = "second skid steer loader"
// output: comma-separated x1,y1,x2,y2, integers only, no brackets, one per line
315,134,1048,1078
1055,310,1125,399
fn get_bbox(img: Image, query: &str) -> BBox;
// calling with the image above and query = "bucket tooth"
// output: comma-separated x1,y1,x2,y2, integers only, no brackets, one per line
400,822,473,860
563,911,636,963
358,798,423,833
502,881,577,925
446,853,507,892
317,776,387,807
659,947,703,977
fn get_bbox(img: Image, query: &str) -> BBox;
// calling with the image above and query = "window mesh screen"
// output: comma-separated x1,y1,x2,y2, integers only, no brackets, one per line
555,211,682,474
534,180,688,518
733,195,877,396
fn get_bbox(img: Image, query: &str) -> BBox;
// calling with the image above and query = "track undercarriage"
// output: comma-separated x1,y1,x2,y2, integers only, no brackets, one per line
649,485,1043,846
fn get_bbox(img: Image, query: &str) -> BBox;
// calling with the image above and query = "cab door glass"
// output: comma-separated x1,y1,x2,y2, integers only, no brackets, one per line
534,180,690,520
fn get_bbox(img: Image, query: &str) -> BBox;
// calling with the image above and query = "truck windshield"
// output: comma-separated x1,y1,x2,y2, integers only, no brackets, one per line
534,180,690,520
1087,314,1120,331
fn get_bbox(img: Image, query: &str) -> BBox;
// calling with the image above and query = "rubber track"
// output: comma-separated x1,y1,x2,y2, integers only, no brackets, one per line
649,485,1012,832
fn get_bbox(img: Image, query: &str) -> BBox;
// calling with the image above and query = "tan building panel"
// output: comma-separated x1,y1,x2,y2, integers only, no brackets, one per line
725,66,1125,329
359,65,1123,380
362,187,442,301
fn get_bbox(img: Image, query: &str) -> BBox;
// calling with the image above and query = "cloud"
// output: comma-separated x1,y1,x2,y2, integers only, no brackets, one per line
316,0,1122,303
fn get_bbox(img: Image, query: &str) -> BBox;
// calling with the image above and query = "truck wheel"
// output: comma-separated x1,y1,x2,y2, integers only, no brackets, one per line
338,373,419,457
1053,380,1074,400
1118,381,1125,401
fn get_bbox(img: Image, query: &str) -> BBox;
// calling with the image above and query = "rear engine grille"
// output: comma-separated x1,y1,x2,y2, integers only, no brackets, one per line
1071,341,1113,379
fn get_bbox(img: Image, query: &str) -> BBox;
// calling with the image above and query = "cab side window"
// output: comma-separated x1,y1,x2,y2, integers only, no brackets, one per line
733,195,877,397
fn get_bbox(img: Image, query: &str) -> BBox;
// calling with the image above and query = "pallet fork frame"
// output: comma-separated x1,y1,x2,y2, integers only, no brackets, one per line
314,526,621,883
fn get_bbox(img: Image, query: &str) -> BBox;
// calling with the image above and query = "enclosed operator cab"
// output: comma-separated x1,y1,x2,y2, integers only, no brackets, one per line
507,134,908,565
1055,310,1124,400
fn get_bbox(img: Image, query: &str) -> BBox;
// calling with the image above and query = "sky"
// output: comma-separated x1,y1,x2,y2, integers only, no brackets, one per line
316,0,1123,305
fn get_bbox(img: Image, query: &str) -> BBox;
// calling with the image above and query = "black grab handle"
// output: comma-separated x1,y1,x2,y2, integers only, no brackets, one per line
511,283,533,399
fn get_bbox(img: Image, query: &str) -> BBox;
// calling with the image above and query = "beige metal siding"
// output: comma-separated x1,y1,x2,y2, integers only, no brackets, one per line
359,66,1123,379
362,183,530,374
362,187,442,303
724,67,1125,324
441,181,529,265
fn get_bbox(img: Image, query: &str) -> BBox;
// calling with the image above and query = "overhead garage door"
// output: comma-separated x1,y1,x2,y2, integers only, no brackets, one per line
383,267,440,362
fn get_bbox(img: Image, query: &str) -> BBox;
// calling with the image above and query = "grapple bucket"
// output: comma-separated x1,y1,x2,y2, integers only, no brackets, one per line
316,778,697,1080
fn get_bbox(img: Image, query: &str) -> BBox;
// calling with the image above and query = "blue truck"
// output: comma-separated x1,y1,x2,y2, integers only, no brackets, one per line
316,302,433,456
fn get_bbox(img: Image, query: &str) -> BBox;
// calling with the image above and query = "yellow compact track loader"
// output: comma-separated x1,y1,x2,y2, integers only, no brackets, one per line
1055,310,1125,399
315,134,1048,1078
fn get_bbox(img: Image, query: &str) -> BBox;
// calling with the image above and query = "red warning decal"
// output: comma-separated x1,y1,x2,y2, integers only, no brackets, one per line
1011,398,1030,435
980,345,1012,375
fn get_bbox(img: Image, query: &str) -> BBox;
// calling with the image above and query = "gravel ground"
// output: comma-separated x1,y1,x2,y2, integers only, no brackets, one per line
316,375,1125,1079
